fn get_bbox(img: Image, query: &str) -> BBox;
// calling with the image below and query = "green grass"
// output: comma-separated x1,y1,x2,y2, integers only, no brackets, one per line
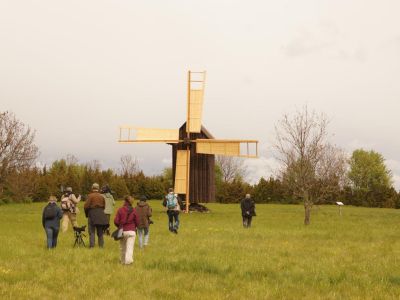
1,202,400,299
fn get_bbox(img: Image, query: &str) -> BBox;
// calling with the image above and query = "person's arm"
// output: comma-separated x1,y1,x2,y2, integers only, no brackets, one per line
84,195,91,209
134,210,140,229
114,209,121,227
148,206,152,218
70,194,79,204
162,196,167,207
58,207,63,220
111,195,115,206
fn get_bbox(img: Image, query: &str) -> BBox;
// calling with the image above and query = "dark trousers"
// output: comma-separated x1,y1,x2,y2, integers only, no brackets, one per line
45,227,59,248
88,222,104,248
167,210,179,231
242,216,252,228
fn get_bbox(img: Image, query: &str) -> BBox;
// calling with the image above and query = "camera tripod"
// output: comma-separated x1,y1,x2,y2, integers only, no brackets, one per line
73,226,86,248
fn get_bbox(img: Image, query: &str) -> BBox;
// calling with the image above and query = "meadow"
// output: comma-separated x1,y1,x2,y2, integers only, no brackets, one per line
1,201,400,300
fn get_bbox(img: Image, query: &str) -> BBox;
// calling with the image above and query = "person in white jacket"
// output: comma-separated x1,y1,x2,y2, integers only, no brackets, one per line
60,187,81,232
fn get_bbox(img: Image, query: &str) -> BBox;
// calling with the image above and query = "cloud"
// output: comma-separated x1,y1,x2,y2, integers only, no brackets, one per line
282,21,367,61
244,155,281,184
162,158,172,165
386,159,400,190
346,139,376,152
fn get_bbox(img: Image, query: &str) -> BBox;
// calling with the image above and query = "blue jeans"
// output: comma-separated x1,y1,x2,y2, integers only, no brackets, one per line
167,210,179,231
137,227,149,248
45,227,59,248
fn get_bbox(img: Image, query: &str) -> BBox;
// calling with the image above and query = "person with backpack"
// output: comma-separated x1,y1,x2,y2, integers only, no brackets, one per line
60,187,81,233
240,194,256,228
101,185,115,235
84,183,109,248
42,196,63,249
136,195,152,249
114,195,139,265
163,188,183,234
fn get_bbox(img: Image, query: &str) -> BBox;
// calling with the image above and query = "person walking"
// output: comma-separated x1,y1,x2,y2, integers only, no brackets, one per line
42,196,63,249
84,183,109,248
240,193,256,228
60,187,81,233
136,195,152,249
163,188,183,234
102,185,115,235
114,196,139,265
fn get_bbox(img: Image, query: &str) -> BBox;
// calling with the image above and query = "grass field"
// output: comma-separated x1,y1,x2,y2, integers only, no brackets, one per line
1,201,400,299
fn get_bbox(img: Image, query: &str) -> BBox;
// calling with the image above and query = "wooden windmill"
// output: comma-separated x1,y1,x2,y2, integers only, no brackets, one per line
119,71,258,212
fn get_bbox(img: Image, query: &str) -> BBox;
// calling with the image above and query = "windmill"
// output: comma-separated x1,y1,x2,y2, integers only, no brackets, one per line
119,71,258,212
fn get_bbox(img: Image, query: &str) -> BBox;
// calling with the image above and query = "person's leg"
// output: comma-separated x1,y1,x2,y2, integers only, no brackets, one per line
120,235,127,264
105,215,110,235
124,231,136,264
52,227,59,248
167,211,174,231
242,216,247,227
144,227,149,246
137,228,143,249
61,213,69,232
174,212,180,231
96,225,104,248
70,213,78,228
45,227,53,248
247,216,252,227
88,221,95,248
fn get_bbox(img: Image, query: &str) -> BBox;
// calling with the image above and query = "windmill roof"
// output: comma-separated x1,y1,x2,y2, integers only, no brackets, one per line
180,122,215,139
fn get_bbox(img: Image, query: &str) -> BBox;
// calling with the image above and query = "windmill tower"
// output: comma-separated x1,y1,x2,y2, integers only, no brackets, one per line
119,71,258,212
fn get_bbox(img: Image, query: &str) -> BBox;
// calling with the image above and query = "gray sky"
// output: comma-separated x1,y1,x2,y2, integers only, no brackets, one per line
1,0,400,189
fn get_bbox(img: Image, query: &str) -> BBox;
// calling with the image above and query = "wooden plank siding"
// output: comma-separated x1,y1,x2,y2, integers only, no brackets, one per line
171,123,215,203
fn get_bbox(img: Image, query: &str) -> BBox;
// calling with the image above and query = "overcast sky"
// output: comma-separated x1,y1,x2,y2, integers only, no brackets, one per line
1,0,399,189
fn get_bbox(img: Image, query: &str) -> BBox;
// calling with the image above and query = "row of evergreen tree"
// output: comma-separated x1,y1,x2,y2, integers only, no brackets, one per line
1,156,399,208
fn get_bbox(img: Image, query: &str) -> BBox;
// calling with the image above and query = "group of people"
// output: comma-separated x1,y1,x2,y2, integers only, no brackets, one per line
41,183,175,265
42,184,256,264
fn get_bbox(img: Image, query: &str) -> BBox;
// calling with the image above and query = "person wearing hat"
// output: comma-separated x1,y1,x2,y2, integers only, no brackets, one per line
101,185,115,235
60,186,81,233
42,196,63,249
114,195,139,265
84,183,109,248
136,195,153,249
240,193,256,228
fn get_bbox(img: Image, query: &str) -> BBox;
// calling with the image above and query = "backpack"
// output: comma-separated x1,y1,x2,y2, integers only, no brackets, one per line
61,196,72,212
44,204,57,220
166,193,177,209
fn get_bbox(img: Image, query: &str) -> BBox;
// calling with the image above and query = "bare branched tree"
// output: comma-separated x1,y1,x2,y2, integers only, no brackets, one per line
216,155,248,183
120,154,140,177
274,106,347,225
0,111,39,194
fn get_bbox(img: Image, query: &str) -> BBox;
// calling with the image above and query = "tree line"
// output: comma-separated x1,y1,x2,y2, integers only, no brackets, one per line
1,110,399,219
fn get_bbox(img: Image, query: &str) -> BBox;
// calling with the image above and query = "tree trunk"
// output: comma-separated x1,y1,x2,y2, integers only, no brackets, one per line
304,191,312,225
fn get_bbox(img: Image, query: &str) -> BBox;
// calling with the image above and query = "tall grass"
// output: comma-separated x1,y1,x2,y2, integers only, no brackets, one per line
0,201,400,299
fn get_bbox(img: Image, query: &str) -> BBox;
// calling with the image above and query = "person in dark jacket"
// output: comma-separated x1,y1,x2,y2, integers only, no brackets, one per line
136,195,152,249
114,196,139,265
240,194,256,228
84,183,109,248
42,196,63,249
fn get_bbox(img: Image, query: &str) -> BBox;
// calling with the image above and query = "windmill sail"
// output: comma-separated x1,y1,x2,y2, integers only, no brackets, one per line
187,71,206,133
119,127,180,143
196,139,258,158
174,150,190,194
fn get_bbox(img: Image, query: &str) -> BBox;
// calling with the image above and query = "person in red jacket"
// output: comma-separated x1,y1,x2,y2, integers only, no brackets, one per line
114,195,139,265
